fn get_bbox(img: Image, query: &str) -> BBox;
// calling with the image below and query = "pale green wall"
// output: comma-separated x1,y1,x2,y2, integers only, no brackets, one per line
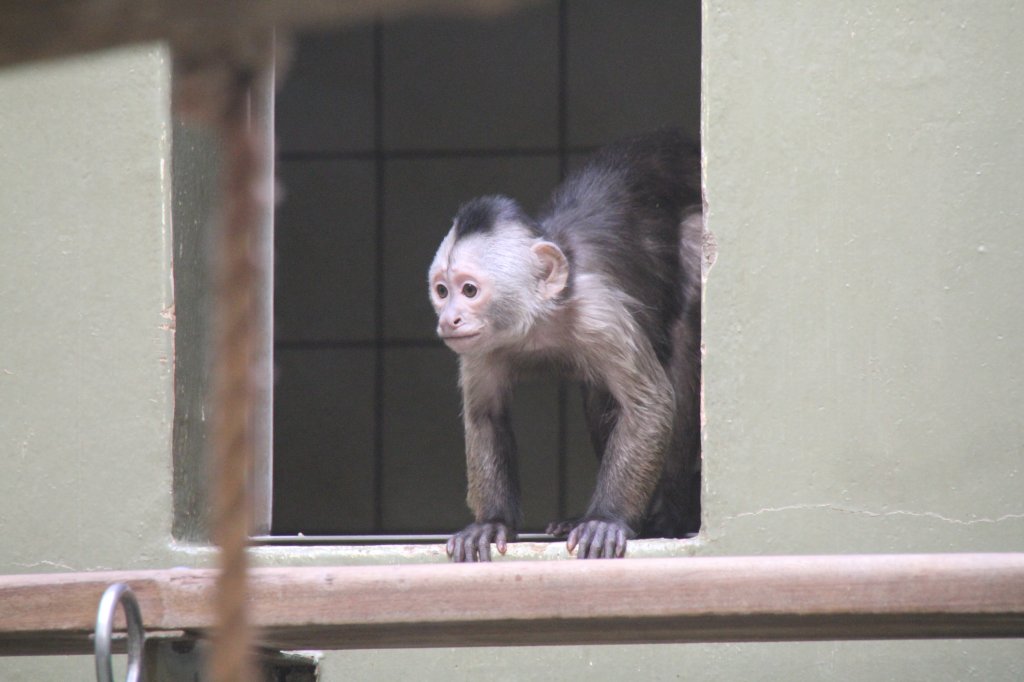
701,1,1024,559
0,44,184,680
1,1,1023,679
0,46,178,571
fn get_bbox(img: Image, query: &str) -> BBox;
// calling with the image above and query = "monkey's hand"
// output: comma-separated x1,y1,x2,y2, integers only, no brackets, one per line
446,522,515,562
544,518,578,537
563,518,636,559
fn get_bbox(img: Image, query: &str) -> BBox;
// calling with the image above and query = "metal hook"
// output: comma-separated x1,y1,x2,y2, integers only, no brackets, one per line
95,582,145,682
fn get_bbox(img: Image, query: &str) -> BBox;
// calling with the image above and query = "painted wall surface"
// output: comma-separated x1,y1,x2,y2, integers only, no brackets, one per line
0,45,186,680
700,1,1024,558
0,46,178,569
1,2,1023,680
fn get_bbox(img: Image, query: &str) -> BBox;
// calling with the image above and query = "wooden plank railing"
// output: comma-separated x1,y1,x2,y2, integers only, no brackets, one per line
2,553,1023,656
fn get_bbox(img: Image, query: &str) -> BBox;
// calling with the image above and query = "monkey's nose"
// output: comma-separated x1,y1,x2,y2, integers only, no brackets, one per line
439,313,462,335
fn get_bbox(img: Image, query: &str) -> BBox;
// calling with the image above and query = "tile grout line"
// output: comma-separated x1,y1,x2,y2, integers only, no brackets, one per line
556,0,570,523
372,18,387,534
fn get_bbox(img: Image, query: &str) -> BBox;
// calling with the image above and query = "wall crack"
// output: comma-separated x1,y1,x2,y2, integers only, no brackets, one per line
728,503,1024,526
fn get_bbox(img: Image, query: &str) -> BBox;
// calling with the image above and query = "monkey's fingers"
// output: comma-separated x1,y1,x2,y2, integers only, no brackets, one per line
575,522,599,558
566,526,581,554
449,534,466,562
577,523,597,552
584,524,607,559
566,519,631,559
463,534,482,562
447,522,514,562
614,528,627,558
602,527,619,559
496,525,508,554
545,519,576,537
603,527,628,558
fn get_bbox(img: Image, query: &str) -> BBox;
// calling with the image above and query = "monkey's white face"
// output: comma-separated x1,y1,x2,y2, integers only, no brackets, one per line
428,222,569,356
428,234,493,354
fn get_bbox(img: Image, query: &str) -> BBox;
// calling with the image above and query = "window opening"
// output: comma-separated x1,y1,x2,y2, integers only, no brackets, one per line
269,0,702,540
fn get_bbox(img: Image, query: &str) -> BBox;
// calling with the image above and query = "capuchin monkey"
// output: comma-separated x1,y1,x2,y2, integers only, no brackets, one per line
428,129,703,561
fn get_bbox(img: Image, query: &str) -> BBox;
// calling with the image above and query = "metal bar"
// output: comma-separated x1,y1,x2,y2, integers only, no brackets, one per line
249,533,557,545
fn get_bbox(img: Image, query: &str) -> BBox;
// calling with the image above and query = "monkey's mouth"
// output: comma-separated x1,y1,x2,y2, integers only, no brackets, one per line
440,332,484,352
441,332,481,342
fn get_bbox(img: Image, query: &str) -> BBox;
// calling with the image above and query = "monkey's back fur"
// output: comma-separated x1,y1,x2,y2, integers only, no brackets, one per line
540,129,703,537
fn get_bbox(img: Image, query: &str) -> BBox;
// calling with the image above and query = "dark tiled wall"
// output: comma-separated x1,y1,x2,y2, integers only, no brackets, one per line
273,0,700,535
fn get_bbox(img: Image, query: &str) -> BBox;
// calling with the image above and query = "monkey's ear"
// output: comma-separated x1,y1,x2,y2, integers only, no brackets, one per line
531,241,569,299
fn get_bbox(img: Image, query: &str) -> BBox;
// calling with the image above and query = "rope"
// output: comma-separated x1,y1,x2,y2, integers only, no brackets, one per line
206,69,266,682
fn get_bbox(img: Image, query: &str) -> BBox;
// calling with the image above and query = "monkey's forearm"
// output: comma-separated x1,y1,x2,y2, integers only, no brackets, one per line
588,395,674,526
448,409,520,562
447,362,521,562
561,391,673,560
580,337,676,527
463,411,521,525
459,359,520,526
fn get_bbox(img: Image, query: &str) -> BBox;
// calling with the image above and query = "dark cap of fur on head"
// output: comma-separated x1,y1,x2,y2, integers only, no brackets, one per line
454,195,541,239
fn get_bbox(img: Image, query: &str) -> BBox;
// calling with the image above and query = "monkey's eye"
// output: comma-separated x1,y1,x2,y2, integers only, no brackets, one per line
436,284,449,299
462,283,478,298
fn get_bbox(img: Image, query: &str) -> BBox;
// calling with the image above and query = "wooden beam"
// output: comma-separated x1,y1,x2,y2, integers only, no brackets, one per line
0,0,535,70
2,554,1023,656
